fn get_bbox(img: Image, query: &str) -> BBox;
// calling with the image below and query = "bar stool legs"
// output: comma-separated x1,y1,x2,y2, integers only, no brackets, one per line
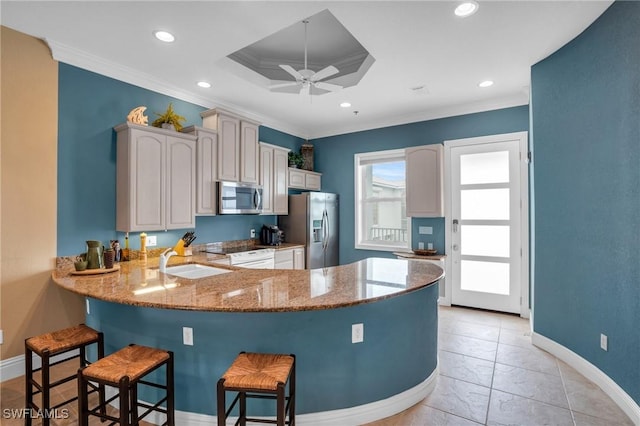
25,324,104,426
217,352,295,426
78,344,174,426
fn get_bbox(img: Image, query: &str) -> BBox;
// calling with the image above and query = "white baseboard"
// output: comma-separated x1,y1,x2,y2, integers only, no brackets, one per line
105,366,439,425
0,350,80,383
532,332,640,425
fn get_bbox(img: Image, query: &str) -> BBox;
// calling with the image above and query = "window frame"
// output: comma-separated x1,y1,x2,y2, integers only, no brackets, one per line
354,148,411,252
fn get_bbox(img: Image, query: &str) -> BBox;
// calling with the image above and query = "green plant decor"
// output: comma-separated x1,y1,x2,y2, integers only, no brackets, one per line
288,151,304,168
152,102,186,132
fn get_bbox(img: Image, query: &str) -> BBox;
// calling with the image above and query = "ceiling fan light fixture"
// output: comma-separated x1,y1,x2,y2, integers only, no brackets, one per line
455,1,479,17
154,30,175,43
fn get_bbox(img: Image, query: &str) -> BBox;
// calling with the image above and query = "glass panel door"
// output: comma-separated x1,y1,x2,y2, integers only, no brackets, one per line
450,140,521,313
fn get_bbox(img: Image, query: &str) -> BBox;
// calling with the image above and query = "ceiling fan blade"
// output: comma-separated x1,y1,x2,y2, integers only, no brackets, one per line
279,64,303,80
269,81,300,90
311,65,339,82
314,81,343,92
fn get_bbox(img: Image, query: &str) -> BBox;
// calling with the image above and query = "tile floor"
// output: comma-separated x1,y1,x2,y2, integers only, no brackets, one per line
0,306,633,425
367,306,634,426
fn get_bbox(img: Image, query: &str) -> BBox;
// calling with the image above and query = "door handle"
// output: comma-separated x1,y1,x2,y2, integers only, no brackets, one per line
323,210,330,250
453,219,459,233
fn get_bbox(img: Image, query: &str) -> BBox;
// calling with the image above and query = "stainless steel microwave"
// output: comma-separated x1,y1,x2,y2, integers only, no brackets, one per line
218,181,263,214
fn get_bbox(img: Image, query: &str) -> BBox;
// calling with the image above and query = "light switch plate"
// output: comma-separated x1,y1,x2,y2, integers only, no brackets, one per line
418,226,433,235
147,235,157,247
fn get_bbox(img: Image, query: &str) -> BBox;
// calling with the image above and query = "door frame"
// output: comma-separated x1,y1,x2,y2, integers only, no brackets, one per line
443,131,530,318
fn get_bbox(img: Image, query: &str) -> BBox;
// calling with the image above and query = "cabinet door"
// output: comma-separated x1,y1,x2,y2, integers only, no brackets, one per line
305,172,321,190
131,131,164,231
240,121,259,184
217,114,240,182
166,136,196,229
273,148,289,214
289,169,305,188
260,145,273,214
293,248,305,269
196,130,218,215
406,145,443,217
275,249,294,269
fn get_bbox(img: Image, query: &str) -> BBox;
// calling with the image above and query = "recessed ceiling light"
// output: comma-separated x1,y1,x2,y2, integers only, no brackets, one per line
455,1,479,17
340,102,351,108
478,80,494,88
197,81,211,88
153,30,175,43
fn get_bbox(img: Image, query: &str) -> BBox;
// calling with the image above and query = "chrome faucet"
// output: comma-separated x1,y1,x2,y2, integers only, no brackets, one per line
159,248,177,273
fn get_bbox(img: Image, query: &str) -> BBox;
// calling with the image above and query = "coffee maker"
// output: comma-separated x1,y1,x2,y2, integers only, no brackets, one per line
260,225,283,246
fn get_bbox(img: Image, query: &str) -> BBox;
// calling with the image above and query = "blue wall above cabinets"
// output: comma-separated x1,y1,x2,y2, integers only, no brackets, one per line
531,1,639,405
57,64,301,255
311,106,529,265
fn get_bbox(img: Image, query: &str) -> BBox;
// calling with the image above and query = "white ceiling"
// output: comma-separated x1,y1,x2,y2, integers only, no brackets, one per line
1,1,612,139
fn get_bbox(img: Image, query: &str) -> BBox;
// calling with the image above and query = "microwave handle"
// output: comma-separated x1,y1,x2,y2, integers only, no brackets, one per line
254,189,261,210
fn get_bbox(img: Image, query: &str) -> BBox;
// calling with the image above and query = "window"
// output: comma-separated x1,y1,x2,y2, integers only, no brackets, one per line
354,149,410,251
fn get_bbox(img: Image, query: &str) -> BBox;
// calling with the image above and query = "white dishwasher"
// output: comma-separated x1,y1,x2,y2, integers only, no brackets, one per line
228,249,275,269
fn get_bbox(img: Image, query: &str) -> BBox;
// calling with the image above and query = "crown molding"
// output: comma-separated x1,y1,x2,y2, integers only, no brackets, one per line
44,38,527,142
307,93,529,140
45,38,309,139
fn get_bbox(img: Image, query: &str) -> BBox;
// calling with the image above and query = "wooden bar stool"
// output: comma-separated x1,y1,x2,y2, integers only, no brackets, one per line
217,352,295,426
77,343,174,426
25,324,105,426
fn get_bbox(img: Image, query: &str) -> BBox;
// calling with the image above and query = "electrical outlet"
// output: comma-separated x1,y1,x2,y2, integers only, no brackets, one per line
183,327,194,346
600,333,608,351
250,229,256,238
147,235,157,247
352,323,364,343
418,242,425,249
427,243,433,250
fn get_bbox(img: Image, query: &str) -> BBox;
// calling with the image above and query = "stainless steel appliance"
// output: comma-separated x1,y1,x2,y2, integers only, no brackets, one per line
278,192,339,269
218,181,263,214
204,245,275,269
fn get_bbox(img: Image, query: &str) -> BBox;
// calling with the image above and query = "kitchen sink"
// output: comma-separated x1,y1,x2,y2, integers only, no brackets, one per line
164,264,232,279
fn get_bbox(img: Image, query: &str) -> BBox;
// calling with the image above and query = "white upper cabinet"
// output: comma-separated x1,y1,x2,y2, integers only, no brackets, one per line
240,121,260,184
201,108,260,184
115,123,196,231
260,142,290,215
288,168,321,191
406,144,443,217
183,126,218,215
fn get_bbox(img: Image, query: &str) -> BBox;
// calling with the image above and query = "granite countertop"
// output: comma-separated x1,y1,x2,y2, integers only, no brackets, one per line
255,243,305,250
52,254,444,313
393,251,446,261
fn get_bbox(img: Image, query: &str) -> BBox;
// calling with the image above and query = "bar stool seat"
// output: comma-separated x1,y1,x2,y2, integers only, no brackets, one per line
25,324,104,426
217,352,295,426
78,344,175,426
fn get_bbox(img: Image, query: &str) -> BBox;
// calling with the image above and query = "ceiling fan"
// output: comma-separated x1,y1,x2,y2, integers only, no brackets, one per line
270,20,343,95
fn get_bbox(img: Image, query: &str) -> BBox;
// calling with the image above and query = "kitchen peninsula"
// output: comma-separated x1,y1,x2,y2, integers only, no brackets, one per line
53,255,443,424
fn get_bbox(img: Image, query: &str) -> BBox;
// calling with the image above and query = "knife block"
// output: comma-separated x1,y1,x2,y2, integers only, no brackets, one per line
172,240,193,257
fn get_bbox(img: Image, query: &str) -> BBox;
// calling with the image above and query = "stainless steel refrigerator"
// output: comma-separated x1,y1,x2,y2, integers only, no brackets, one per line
278,192,339,269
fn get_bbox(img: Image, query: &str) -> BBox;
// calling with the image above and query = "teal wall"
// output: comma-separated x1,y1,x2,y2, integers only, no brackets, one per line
86,282,439,415
531,1,639,404
57,64,303,255
311,106,529,264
